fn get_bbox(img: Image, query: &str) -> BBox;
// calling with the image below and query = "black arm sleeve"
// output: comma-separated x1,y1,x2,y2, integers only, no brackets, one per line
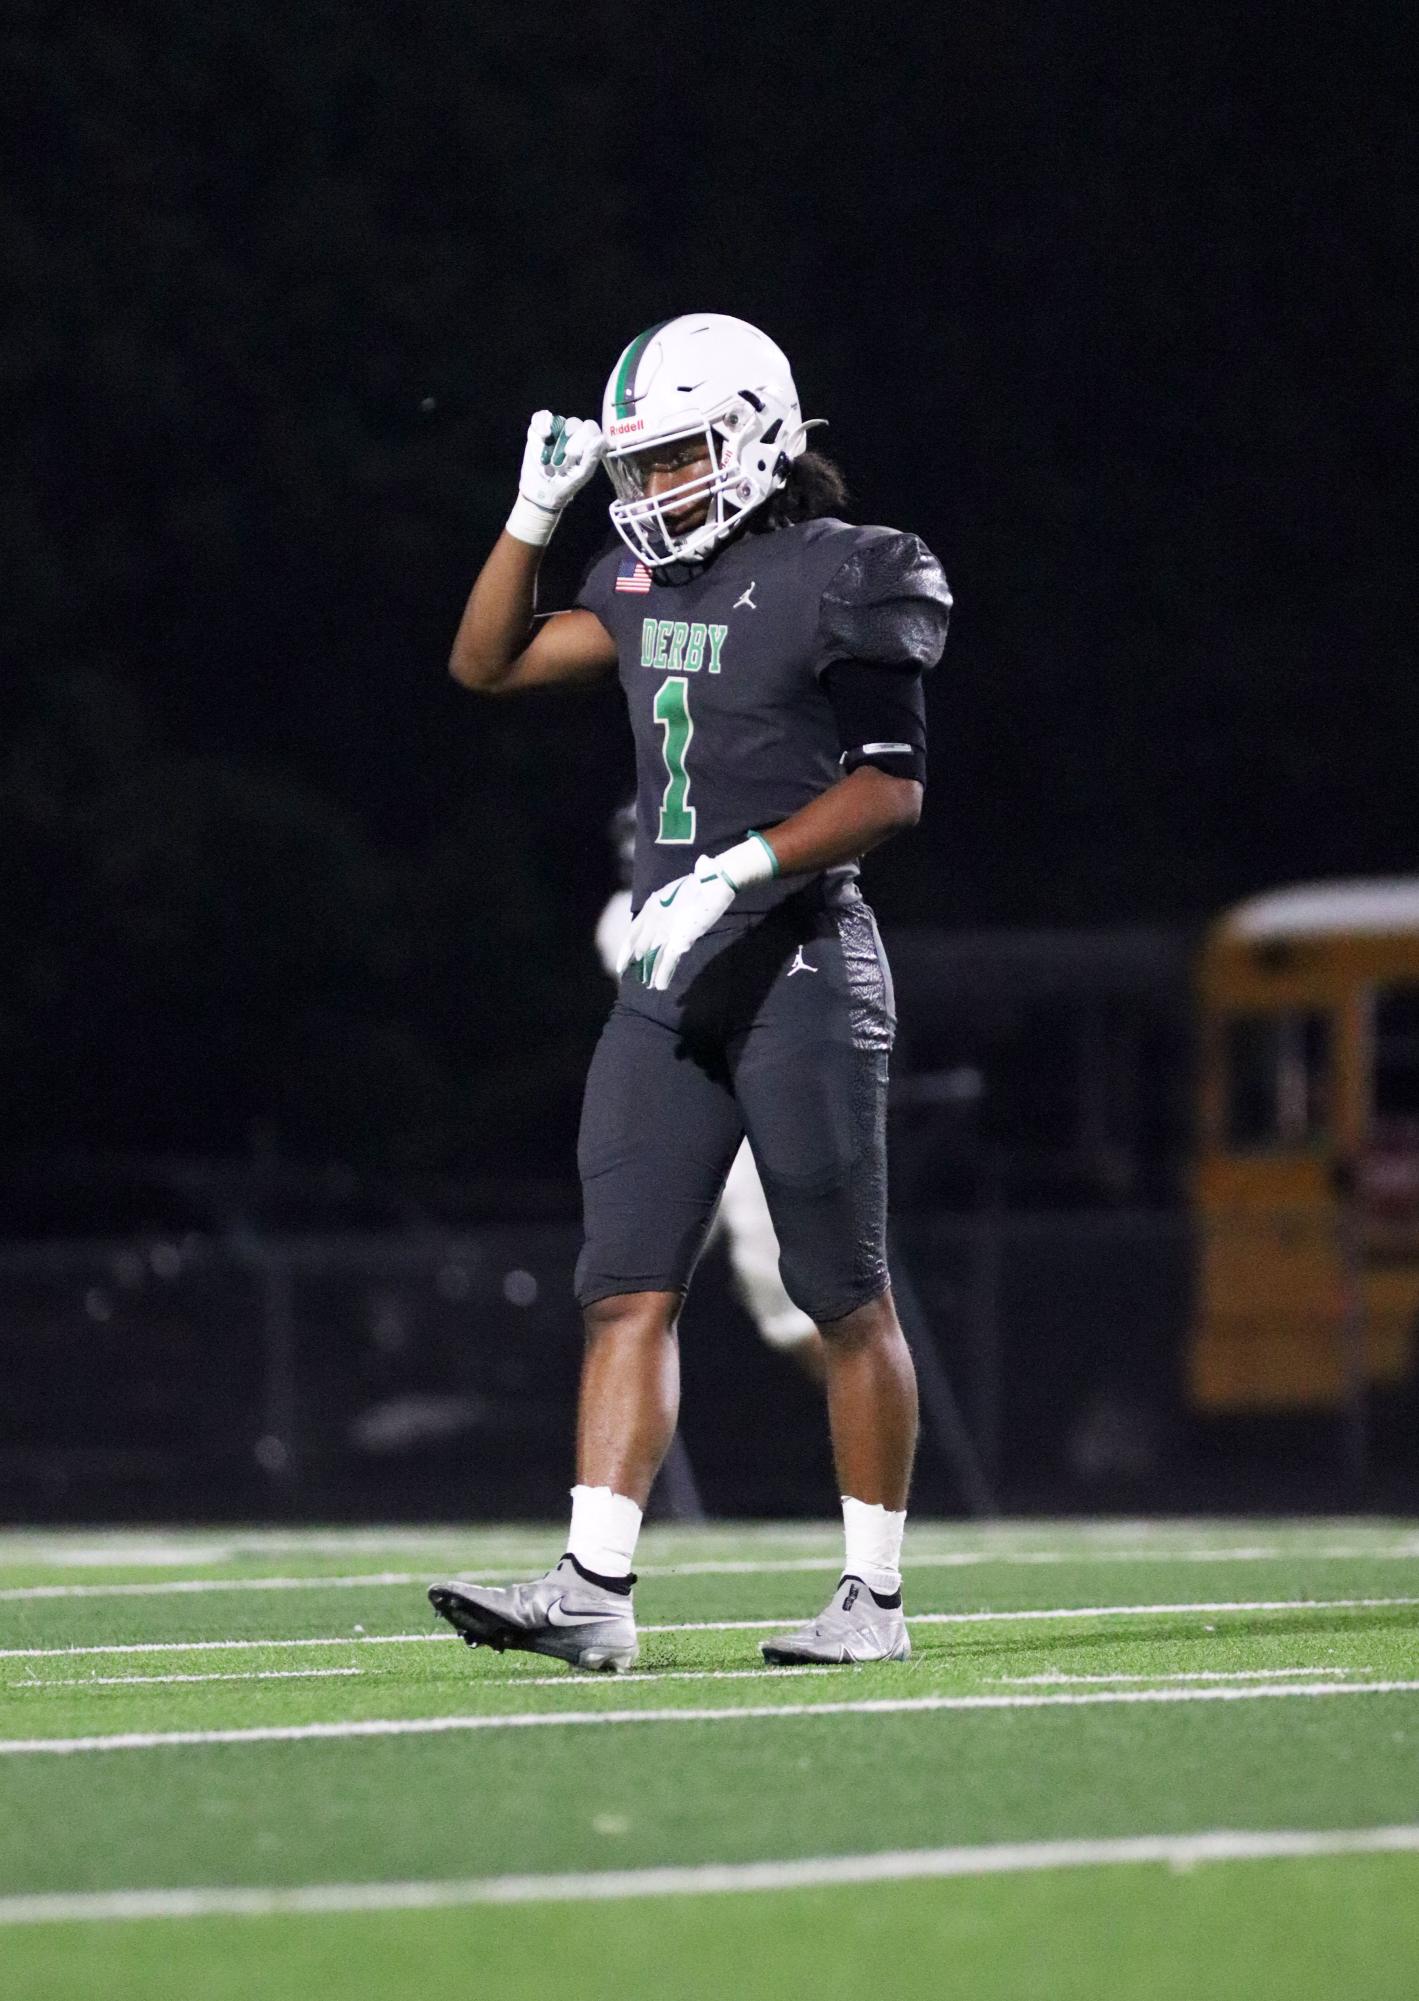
824,658,928,784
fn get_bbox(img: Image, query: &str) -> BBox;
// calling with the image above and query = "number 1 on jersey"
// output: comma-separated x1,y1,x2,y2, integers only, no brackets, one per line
653,675,696,843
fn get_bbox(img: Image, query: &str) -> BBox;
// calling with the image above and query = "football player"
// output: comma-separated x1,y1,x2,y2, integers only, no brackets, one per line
431,315,951,1671
596,800,826,1384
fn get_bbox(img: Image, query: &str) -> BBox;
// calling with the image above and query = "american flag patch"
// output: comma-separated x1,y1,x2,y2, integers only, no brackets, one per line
615,556,653,594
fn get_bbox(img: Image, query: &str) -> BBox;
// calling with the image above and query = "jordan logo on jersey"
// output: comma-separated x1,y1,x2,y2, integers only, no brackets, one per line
787,947,818,977
733,582,757,610
639,619,728,674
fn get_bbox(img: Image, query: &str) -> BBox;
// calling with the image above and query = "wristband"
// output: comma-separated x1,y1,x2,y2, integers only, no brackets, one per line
506,492,560,547
715,831,779,893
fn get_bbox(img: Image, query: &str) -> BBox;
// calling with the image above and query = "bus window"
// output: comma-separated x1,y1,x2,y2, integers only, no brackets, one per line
1223,1011,1331,1149
1374,985,1419,1118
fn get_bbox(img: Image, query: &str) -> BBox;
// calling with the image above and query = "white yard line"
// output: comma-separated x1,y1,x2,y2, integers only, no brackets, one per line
4,1676,1419,1757
639,1596,1419,1633
2,1824,1418,1924
491,1664,839,1688
3,1663,1372,1695
9,1668,363,1690
0,1573,424,1602
0,1634,453,1663
2,1595,1416,1663
5,1546,1419,1600
10,1662,1363,1695
996,1668,1359,1685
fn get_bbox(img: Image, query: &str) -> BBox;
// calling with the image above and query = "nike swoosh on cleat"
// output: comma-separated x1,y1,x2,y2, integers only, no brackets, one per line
545,1600,620,1627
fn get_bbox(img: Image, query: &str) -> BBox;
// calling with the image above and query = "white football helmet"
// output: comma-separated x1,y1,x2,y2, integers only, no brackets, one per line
601,314,814,567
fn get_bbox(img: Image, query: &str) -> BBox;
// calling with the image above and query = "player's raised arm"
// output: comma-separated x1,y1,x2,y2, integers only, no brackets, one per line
449,412,618,695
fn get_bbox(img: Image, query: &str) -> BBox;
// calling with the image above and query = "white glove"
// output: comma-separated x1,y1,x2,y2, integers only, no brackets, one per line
506,411,605,546
618,835,778,992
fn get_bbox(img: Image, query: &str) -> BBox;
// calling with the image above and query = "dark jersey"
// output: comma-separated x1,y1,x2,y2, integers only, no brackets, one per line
576,518,952,914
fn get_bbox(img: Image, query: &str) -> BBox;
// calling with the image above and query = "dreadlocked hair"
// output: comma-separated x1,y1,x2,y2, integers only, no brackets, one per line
752,448,849,530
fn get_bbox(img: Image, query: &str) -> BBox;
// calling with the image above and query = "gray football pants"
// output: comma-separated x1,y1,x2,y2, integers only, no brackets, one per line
575,884,895,1326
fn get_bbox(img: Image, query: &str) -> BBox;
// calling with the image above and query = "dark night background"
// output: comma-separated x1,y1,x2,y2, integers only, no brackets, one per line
4,0,1411,1185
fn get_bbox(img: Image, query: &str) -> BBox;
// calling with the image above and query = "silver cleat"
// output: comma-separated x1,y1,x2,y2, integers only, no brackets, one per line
428,1557,639,1673
760,1575,911,1666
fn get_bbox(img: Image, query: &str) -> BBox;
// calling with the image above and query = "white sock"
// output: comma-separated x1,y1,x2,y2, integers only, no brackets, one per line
566,1484,643,1580
841,1495,906,1597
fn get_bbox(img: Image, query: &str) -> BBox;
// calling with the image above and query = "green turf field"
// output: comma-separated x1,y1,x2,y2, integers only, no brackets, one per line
3,1519,1417,1999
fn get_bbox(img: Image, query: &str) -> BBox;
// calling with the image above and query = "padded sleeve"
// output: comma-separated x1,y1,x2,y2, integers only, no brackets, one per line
824,658,928,784
814,529,952,677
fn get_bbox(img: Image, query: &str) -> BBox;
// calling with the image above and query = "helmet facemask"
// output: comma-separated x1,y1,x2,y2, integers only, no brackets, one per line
606,397,800,567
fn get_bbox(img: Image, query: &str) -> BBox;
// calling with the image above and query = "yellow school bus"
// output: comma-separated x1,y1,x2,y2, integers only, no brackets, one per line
1189,878,1419,1411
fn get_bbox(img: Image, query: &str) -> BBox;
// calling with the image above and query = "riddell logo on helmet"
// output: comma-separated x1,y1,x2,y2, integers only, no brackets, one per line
609,418,645,436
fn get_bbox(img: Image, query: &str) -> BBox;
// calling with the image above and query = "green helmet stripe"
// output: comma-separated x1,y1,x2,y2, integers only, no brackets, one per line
612,319,674,419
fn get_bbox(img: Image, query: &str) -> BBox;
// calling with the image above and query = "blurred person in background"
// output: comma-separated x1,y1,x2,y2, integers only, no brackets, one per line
431,315,951,1671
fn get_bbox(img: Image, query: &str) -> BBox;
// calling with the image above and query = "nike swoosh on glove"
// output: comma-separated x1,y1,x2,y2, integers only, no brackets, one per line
619,857,735,992
617,835,778,992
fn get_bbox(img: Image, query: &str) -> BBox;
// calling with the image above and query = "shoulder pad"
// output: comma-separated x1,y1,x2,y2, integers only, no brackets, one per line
819,528,952,671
